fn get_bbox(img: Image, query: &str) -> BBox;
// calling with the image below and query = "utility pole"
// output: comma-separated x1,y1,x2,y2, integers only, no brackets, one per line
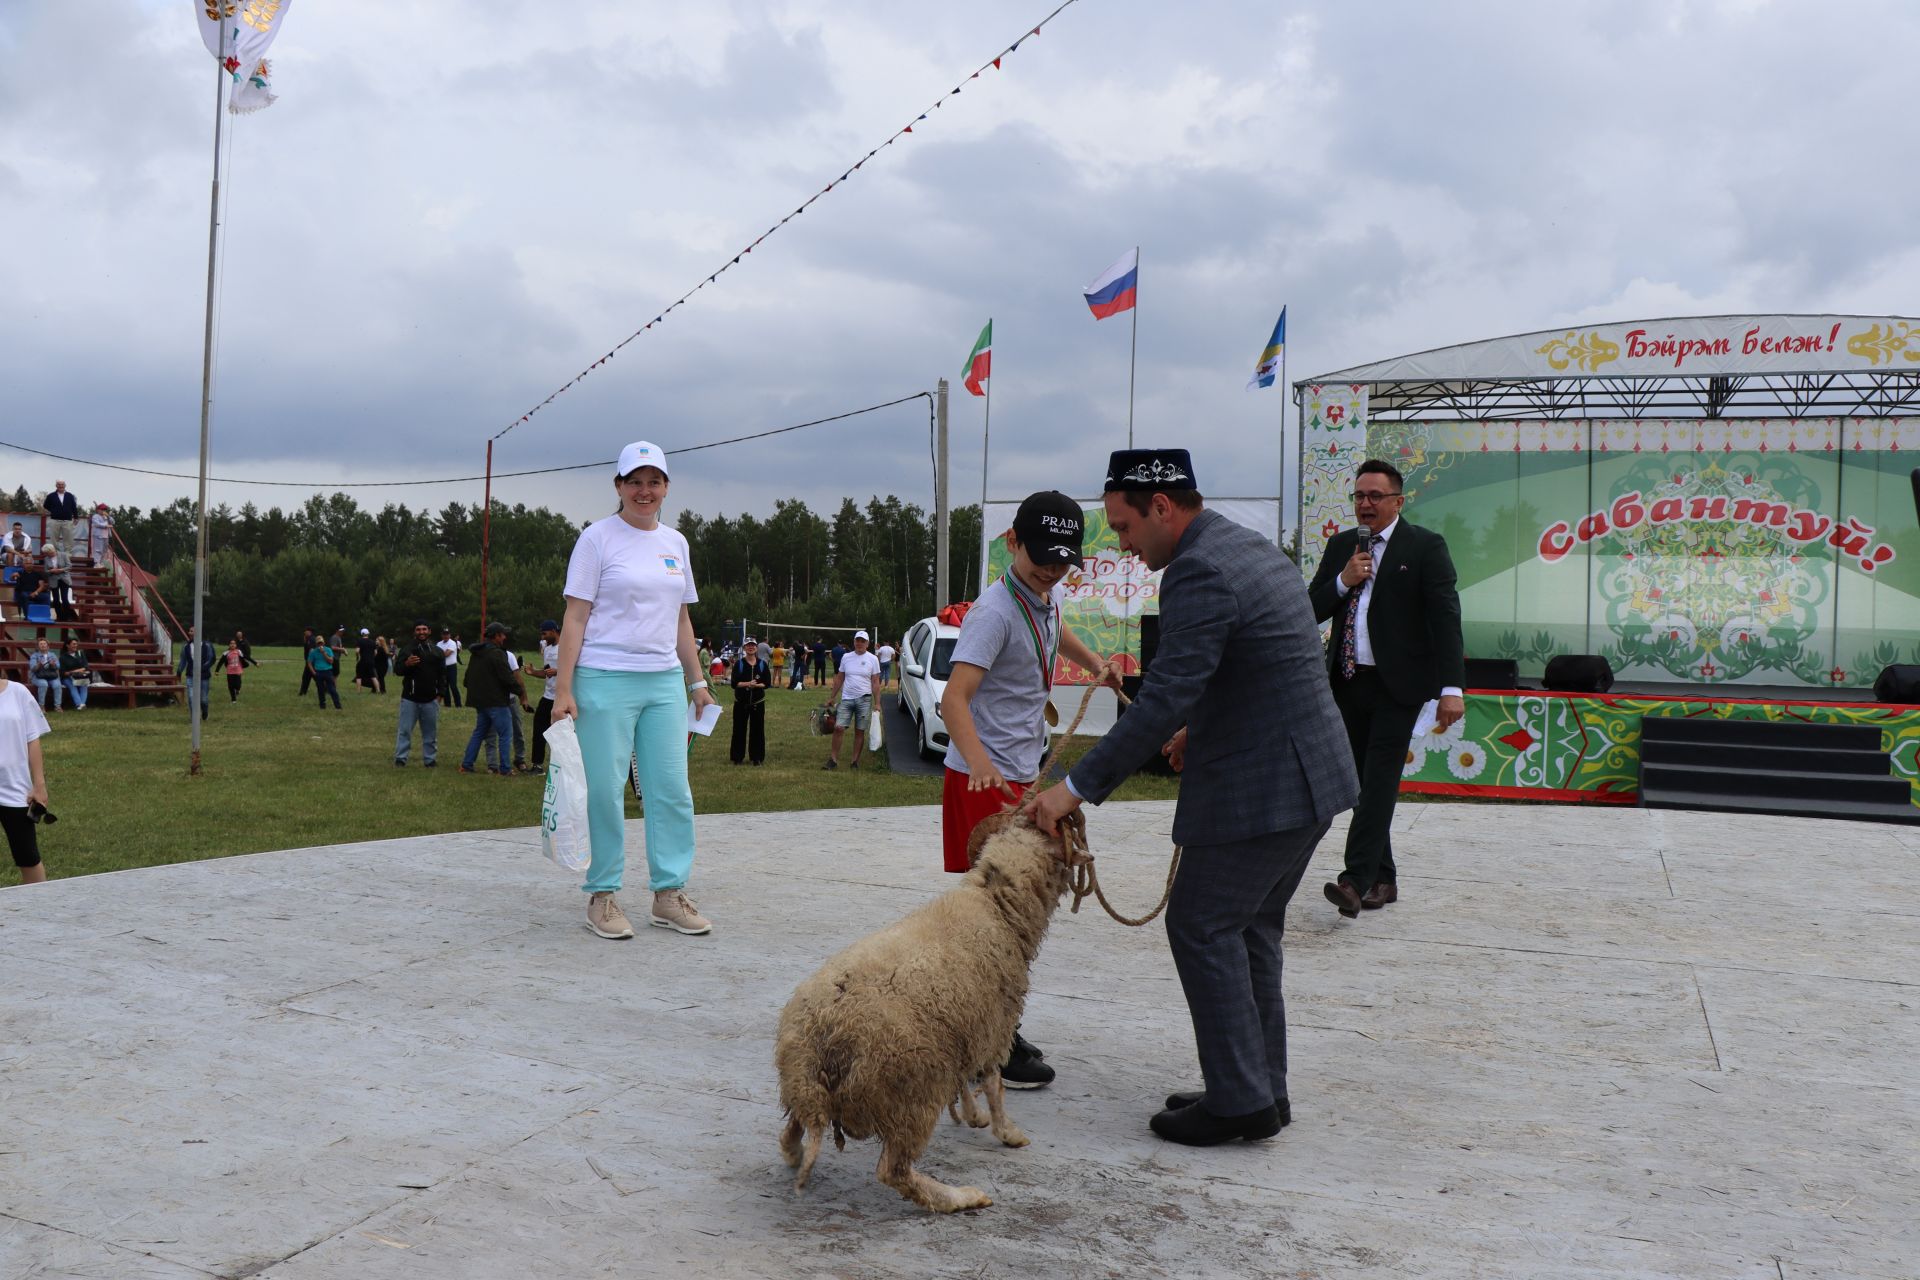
934,378,950,609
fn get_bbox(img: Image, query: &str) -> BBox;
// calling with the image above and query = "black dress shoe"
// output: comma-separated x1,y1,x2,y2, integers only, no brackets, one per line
1361,881,1397,909
1163,1092,1290,1127
1323,879,1363,918
1150,1101,1282,1146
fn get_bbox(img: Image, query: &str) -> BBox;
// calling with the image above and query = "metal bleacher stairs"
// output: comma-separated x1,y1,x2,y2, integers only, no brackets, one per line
2,550,183,708
1638,712,1920,825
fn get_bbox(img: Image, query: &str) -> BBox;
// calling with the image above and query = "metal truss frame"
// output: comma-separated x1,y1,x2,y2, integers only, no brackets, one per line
1295,370,1920,421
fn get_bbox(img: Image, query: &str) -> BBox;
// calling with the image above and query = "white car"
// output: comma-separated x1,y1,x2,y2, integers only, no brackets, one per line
897,616,963,761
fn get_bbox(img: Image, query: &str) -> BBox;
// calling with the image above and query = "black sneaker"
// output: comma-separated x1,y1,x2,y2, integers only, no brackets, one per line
394,759,407,767
822,759,837,771
1001,1033,1055,1090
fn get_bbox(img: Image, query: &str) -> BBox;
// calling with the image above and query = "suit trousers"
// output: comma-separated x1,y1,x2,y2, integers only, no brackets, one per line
1164,819,1330,1117
1333,667,1421,894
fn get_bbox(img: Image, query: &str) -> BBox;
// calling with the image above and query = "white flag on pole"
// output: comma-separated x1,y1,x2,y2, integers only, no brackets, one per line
195,1,294,114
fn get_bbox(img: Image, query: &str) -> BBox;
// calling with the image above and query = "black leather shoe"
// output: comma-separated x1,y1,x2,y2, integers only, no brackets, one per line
1163,1092,1290,1127
1361,881,1397,909
1150,1101,1282,1146
1001,1033,1054,1089
1323,879,1363,918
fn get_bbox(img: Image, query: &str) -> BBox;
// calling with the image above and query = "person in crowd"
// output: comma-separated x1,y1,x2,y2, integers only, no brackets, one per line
1307,459,1465,918
43,480,79,561
222,637,248,702
0,662,53,885
438,628,462,706
830,637,848,679
41,544,71,608
331,625,349,668
696,638,712,679
372,634,391,694
27,640,63,712
394,619,442,767
58,638,92,710
822,631,881,771
810,637,828,688
1031,448,1359,1147
353,628,375,691
460,621,525,776
307,632,343,709
4,522,32,568
87,503,113,562
552,439,716,941
175,625,216,722
769,639,786,691
297,626,317,697
527,619,561,771
233,630,253,664
501,644,532,772
11,553,51,623
876,638,896,691
939,491,1123,1088
729,638,770,766
709,645,727,682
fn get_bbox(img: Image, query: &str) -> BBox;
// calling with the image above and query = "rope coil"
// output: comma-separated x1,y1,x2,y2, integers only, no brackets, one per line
1022,681,1183,928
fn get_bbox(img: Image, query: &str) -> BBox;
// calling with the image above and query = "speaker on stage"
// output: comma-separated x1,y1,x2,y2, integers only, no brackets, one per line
1874,664,1920,704
1463,657,1519,690
1543,654,1615,693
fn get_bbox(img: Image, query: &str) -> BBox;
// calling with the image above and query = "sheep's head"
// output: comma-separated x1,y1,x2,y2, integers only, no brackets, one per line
971,810,1078,909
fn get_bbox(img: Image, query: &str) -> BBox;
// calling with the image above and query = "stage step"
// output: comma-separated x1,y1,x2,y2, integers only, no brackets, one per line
1639,713,1920,824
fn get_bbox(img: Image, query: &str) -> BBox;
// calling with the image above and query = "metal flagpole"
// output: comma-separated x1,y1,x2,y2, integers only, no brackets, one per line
1280,315,1290,557
979,322,992,521
189,9,229,775
480,440,492,629
1126,246,1139,448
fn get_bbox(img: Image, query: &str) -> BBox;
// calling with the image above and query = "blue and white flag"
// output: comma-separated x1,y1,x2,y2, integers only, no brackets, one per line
1247,308,1286,390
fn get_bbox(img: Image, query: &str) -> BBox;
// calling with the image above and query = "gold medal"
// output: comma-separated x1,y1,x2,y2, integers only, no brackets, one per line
1045,701,1060,728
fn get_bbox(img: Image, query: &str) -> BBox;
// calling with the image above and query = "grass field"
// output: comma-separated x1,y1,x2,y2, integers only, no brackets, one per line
21,647,1179,881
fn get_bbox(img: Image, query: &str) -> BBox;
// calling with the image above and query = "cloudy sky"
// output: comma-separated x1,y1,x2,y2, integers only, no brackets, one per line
3,0,1917,532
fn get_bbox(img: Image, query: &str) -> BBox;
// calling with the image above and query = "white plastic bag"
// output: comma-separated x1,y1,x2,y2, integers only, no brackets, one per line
867,696,886,756
540,718,591,872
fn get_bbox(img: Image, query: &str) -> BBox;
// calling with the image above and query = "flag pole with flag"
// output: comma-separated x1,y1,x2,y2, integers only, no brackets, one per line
1083,248,1140,446
1248,307,1288,548
964,320,994,514
196,0,295,113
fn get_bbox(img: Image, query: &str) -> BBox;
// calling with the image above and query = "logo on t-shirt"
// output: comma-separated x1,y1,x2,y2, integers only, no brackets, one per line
660,555,683,576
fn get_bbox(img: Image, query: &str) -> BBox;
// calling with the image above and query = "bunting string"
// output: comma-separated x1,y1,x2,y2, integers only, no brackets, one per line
0,393,930,490
488,0,1084,444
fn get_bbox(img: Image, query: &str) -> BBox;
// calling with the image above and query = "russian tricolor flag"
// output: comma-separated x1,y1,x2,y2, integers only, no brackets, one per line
1083,249,1138,321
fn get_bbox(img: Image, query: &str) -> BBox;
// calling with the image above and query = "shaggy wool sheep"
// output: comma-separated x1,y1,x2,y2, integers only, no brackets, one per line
774,811,1077,1212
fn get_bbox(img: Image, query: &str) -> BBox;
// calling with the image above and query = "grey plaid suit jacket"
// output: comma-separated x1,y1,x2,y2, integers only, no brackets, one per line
1067,508,1359,846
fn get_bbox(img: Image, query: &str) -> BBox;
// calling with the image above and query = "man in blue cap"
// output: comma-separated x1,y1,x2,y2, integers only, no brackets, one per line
1032,448,1359,1147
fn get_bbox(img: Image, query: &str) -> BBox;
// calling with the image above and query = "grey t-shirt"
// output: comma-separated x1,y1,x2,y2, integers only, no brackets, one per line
942,574,1062,783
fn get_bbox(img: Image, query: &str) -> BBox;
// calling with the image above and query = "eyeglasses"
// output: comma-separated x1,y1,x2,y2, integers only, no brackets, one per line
1350,491,1403,504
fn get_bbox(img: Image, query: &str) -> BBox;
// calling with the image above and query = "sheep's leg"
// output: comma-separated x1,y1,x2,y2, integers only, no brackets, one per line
782,1116,827,1191
981,1069,1029,1149
876,1113,990,1213
779,1115,805,1167
949,1080,989,1128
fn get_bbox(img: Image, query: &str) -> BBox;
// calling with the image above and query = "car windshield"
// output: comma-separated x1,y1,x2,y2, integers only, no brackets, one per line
931,637,957,680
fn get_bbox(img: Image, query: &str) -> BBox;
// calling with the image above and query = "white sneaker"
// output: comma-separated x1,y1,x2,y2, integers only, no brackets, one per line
586,892,633,939
650,889,712,935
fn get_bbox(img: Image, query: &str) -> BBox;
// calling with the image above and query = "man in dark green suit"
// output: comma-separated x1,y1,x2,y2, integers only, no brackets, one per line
1307,459,1465,918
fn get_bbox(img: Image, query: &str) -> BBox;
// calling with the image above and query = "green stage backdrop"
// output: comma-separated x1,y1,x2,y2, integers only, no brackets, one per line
1299,387,1920,689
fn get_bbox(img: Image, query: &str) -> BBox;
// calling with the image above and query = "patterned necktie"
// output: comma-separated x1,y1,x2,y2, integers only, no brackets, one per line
1340,535,1382,680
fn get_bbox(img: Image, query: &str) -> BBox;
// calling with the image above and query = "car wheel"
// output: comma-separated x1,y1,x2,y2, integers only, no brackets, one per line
917,707,941,762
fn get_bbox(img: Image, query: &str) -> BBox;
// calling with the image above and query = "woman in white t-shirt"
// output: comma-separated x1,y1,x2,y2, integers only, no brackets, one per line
553,440,718,941
0,669,53,884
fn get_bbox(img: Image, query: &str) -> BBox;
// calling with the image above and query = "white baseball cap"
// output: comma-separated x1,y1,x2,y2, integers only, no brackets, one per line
359,627,370,635
854,630,869,641
617,440,670,480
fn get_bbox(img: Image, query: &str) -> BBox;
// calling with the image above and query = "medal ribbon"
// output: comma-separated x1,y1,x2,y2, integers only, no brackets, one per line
1009,583,1057,691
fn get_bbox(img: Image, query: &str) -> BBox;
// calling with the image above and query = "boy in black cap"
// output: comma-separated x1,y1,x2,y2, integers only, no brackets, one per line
939,490,1123,1088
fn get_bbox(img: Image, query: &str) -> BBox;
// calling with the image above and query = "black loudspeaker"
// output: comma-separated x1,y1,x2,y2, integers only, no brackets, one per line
1874,665,1920,704
1463,658,1519,690
1137,615,1161,676
1116,674,1176,776
1543,654,1615,693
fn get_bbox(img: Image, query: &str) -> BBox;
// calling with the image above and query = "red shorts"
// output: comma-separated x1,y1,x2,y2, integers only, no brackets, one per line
942,767,1029,873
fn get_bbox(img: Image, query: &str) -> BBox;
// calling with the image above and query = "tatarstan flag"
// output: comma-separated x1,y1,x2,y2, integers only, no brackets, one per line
962,319,992,397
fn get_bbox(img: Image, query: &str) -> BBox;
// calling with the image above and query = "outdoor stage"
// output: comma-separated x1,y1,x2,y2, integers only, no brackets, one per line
1406,682,1920,806
3,801,1914,1278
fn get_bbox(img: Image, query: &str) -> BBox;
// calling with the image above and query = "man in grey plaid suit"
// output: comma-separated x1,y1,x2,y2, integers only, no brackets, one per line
1034,448,1358,1146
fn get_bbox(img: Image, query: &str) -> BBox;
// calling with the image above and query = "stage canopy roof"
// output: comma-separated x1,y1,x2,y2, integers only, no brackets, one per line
1296,314,1920,421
